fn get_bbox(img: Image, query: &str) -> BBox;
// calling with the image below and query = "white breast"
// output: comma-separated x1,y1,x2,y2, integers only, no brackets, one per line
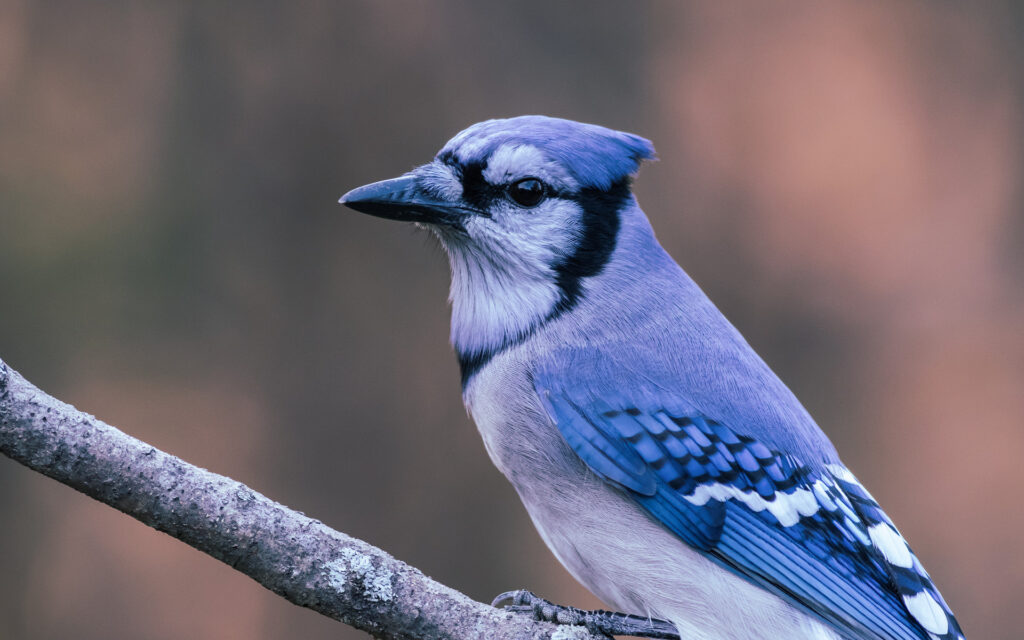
464,352,842,640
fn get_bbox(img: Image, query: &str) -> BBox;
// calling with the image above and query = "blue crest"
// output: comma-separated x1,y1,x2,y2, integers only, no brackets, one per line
439,115,656,190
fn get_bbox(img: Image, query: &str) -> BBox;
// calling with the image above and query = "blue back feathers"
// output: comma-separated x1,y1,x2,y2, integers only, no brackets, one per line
438,115,656,190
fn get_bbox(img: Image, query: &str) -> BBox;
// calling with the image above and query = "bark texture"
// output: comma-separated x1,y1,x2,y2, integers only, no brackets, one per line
0,359,600,640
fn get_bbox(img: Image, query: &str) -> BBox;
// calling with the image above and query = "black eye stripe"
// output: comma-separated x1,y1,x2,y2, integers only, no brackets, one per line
457,160,500,209
448,154,572,210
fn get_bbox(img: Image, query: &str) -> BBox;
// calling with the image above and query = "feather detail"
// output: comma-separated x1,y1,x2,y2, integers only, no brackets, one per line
535,373,965,640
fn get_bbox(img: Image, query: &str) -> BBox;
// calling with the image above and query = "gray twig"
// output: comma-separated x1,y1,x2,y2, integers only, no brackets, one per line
0,359,602,640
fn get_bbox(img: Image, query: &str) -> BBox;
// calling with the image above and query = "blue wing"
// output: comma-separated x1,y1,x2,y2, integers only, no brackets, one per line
534,370,964,640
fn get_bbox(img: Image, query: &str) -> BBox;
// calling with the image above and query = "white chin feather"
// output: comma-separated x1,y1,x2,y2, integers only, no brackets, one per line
445,238,562,356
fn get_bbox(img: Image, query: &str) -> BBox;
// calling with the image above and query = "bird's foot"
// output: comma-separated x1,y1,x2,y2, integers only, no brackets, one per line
492,589,680,639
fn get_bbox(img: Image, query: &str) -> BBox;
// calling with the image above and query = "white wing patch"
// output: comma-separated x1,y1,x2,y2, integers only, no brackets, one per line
868,522,914,568
683,483,819,527
826,464,963,640
902,592,950,635
688,462,962,639
825,463,857,483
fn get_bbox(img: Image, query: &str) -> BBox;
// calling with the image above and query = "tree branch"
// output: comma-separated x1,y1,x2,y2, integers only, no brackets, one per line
0,359,601,640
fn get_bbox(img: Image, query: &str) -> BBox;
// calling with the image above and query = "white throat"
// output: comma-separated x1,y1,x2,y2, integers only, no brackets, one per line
438,233,562,358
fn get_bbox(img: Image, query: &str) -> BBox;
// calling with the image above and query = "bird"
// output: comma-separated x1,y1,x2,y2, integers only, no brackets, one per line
339,116,965,640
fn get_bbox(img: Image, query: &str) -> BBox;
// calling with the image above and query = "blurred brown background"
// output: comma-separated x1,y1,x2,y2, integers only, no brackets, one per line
1,2,1021,639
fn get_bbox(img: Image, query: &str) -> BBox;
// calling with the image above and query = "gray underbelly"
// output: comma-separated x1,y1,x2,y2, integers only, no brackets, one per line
464,362,839,640
515,468,841,640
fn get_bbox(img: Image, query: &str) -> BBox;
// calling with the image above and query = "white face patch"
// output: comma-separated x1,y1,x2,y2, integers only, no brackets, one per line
424,136,614,364
413,162,463,201
482,143,579,192
436,196,584,358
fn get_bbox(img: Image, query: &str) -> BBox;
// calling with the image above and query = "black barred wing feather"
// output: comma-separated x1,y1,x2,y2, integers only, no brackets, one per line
828,467,964,640
535,380,964,640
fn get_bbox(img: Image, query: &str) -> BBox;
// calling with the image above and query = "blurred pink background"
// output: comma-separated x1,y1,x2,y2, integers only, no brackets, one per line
1,2,1021,639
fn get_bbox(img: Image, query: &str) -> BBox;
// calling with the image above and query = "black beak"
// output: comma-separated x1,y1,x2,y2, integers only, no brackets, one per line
339,175,486,226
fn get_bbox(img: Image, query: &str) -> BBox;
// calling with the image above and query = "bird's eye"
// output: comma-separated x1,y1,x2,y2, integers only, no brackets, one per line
508,178,547,208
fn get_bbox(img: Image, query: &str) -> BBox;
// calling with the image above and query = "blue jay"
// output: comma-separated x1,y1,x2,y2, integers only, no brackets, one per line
340,116,965,640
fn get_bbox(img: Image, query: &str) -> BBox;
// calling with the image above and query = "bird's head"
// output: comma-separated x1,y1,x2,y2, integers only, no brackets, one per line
341,116,656,378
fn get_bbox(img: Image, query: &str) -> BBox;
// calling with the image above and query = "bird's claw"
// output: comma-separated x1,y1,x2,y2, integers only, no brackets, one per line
491,589,532,608
491,588,681,639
